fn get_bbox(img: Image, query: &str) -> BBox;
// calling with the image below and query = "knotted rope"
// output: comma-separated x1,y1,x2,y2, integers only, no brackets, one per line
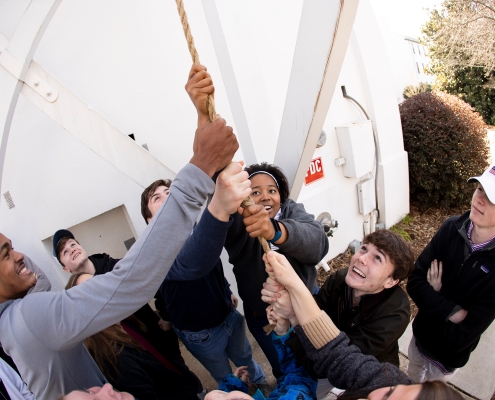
174,0,270,256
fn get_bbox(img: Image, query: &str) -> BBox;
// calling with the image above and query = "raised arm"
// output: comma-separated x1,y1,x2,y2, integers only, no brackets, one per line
237,201,328,265
165,162,250,281
185,64,214,128
276,202,329,264
294,315,411,391
22,117,239,350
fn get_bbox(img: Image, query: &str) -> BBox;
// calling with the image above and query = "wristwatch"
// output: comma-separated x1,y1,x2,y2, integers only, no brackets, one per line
267,218,282,243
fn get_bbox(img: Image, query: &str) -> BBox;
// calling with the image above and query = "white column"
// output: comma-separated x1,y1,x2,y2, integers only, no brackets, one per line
274,0,360,200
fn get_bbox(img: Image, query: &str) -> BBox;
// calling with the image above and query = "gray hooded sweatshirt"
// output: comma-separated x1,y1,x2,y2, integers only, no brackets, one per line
0,163,214,400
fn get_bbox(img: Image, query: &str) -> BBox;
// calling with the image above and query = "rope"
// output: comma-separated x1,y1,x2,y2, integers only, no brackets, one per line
174,0,270,256
174,0,217,122
174,0,274,334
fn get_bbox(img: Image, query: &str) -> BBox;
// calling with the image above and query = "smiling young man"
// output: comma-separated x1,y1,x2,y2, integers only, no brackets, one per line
407,165,495,383
54,230,118,276
262,229,415,370
0,116,240,400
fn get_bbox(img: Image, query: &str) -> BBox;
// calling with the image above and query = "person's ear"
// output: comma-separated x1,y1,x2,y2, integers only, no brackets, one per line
62,266,70,273
384,277,399,289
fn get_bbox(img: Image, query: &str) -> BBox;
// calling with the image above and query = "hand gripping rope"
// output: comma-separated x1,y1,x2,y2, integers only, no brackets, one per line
174,0,271,256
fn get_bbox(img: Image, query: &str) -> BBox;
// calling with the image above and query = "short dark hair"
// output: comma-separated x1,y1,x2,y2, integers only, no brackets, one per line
363,229,415,282
245,162,290,204
140,179,172,224
56,237,79,266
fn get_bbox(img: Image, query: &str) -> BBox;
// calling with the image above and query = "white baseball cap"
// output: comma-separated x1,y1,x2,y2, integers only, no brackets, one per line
468,165,495,203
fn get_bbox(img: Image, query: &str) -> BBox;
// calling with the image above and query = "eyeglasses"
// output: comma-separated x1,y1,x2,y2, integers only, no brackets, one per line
382,386,396,400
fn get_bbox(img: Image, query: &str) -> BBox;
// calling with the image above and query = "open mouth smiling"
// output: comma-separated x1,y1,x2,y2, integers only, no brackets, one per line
352,266,366,278
16,262,32,276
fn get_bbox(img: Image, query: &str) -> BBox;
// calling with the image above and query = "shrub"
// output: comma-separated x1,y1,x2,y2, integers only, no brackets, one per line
400,91,489,208
436,67,495,126
403,83,432,100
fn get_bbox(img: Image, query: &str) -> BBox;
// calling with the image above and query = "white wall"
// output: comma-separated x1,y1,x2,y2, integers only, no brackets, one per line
1,95,147,290
297,0,409,260
0,0,409,292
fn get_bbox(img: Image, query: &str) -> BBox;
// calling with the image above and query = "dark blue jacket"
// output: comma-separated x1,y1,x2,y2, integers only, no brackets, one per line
157,208,234,331
218,328,317,399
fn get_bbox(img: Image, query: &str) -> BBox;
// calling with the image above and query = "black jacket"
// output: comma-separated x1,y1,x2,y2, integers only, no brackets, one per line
106,317,201,400
90,253,196,381
90,253,119,275
287,268,410,375
407,211,495,368
157,209,233,331
224,199,329,314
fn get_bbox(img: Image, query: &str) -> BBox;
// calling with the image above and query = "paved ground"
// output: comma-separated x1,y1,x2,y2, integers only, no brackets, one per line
180,329,277,392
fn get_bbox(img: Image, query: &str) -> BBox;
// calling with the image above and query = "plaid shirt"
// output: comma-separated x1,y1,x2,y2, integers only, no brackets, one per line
467,221,495,252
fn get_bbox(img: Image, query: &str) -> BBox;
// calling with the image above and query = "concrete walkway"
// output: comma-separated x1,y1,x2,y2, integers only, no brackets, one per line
398,321,495,400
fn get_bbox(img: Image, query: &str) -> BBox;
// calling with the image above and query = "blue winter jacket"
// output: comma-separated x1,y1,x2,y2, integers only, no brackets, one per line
218,328,317,399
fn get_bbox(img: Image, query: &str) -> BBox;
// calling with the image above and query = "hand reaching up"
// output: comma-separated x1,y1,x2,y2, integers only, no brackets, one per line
189,118,238,177
263,251,302,290
185,64,214,127
208,162,251,221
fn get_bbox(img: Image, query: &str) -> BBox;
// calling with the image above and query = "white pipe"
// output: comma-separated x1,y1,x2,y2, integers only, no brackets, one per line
363,213,371,236
316,257,330,272
370,209,378,233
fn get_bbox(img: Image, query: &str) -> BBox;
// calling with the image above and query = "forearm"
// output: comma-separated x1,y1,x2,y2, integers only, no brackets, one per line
286,279,322,326
407,268,457,320
295,312,411,390
28,163,215,350
165,208,232,281
440,302,495,350
277,218,328,264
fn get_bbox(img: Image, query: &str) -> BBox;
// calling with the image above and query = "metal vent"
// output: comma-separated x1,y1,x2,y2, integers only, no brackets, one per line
3,191,15,209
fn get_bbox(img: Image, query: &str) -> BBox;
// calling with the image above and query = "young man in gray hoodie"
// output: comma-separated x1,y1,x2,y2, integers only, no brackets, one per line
0,117,245,400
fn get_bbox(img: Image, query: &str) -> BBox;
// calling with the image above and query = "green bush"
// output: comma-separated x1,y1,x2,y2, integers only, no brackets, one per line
403,83,432,99
437,67,495,126
400,91,489,208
